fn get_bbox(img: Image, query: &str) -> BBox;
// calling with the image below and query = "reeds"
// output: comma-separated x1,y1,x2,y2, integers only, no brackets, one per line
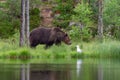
0,38,120,59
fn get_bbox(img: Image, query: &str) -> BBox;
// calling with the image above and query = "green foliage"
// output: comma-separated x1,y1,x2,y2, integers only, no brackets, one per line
0,2,6,8
53,20,69,28
19,49,31,59
0,10,19,38
69,3,94,41
114,27,120,39
69,26,81,40
104,0,120,26
91,40,120,58
30,8,40,30
8,51,18,59
0,0,41,38
30,8,40,15
0,0,20,38
72,3,93,26
53,0,74,28
103,0,120,39
82,27,92,42
30,0,41,8
70,51,83,58
6,0,21,18
0,21,13,38
1,36,120,59
69,26,92,42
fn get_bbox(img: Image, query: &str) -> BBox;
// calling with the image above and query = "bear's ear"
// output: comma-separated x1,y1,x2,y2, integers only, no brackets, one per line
53,27,61,32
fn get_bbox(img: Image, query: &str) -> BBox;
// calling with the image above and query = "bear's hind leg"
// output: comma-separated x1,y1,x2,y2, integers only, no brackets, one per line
30,43,38,48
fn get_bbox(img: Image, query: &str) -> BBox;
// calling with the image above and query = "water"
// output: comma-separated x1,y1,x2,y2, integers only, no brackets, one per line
0,59,120,80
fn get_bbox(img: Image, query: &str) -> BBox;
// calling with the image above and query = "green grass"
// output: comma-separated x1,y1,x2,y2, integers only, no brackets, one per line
0,36,120,59
82,39,120,58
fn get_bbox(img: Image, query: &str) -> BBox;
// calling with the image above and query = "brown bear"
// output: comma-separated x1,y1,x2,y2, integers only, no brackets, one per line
29,27,71,48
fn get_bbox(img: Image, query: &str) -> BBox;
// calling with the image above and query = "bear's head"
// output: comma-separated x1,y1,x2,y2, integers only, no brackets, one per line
62,33,71,45
52,27,71,45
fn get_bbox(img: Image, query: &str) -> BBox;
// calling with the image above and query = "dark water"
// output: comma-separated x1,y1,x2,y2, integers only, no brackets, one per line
0,59,120,80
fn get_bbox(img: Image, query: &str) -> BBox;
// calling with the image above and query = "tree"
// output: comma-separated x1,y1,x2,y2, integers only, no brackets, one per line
97,0,103,40
103,0,120,39
25,0,30,46
20,0,25,47
20,0,30,47
70,3,93,41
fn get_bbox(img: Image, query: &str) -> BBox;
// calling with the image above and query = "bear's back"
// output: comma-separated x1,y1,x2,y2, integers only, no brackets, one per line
30,27,52,44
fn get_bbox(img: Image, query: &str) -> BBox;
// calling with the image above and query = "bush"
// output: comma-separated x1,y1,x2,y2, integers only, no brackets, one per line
72,3,93,27
0,0,20,38
30,8,40,30
19,49,31,59
69,26,81,40
53,20,69,28
69,26,92,42
53,0,74,28
69,3,94,41
6,0,21,19
0,20,15,38
0,1,41,38
103,0,120,40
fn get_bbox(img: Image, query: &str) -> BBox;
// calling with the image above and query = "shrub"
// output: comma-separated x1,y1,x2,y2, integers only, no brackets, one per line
69,3,94,41
103,0,120,40
69,26,92,42
19,49,31,59
53,0,74,28
0,20,15,38
72,3,93,26
8,51,18,59
0,0,20,38
30,8,40,30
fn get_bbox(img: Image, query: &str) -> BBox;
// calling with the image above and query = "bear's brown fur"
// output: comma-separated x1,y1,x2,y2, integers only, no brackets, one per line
29,27,71,48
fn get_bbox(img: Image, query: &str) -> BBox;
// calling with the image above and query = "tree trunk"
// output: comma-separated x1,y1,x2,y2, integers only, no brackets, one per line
20,0,30,47
98,0,103,40
20,0,25,47
25,0,30,46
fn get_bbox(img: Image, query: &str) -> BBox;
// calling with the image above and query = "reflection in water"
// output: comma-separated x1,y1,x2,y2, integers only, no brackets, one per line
27,64,30,80
20,64,30,80
76,59,82,77
0,59,120,80
30,64,71,80
98,65,103,80
21,64,25,80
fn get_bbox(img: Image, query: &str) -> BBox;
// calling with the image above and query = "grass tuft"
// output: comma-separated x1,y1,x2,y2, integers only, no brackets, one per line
1,37,120,59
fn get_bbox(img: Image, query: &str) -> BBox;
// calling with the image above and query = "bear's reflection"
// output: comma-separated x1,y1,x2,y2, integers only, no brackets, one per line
31,70,69,80
30,64,71,80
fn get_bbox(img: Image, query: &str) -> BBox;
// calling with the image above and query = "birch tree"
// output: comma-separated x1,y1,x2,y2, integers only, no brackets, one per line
20,0,25,47
98,0,103,40
25,0,30,46
20,0,30,47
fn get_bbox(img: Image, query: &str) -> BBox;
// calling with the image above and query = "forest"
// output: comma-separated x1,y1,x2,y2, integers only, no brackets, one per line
0,0,120,59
